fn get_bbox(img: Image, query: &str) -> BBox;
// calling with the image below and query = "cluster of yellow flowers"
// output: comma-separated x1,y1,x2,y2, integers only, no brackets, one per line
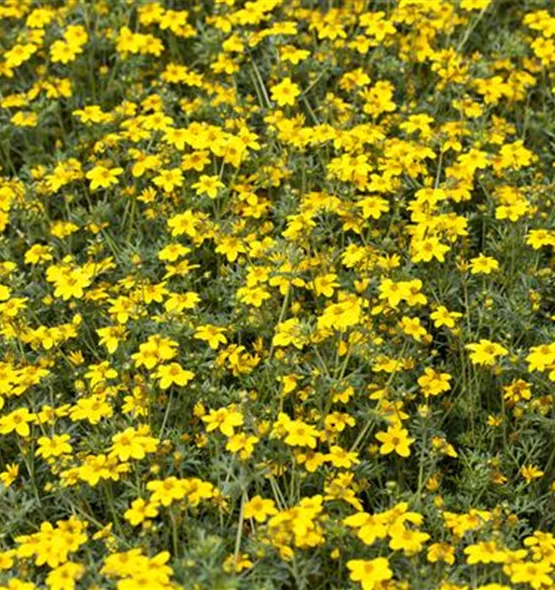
0,0,555,588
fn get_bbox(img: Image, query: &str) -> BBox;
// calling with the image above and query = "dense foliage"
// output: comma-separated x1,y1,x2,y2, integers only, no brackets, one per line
0,0,555,588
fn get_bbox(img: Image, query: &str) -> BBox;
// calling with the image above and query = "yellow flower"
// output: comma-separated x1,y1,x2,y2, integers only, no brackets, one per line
326,445,359,469
146,477,186,507
389,524,430,555
85,165,123,190
521,464,544,483
96,325,127,354
317,297,363,331
132,335,178,369
36,434,72,459
5,43,37,68
270,77,301,106
51,268,92,300
236,286,271,307
70,395,113,425
0,463,19,487
192,174,224,199
418,368,452,397
124,498,159,526
0,407,35,438
284,419,320,449
25,244,53,265
272,318,307,349
375,425,414,458
411,236,450,263
244,496,277,523
202,406,244,437
109,427,159,461
152,168,184,193
46,562,85,590
347,557,393,590
508,560,553,588
50,40,80,64
11,112,38,127
461,0,491,9
466,339,508,366
430,305,462,329
427,542,456,565
73,105,112,125
225,432,259,459
194,324,228,349
470,254,499,274
158,243,190,262
222,553,253,574
527,229,555,250
464,541,506,565
215,235,247,262
154,363,195,389
361,81,396,117
313,273,339,298
526,343,555,372
400,316,427,341
356,195,390,219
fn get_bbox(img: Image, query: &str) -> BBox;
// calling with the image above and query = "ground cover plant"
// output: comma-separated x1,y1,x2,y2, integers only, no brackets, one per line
1,0,555,588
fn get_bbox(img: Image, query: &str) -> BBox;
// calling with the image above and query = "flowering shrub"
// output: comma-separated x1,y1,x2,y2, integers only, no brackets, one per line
0,0,555,588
